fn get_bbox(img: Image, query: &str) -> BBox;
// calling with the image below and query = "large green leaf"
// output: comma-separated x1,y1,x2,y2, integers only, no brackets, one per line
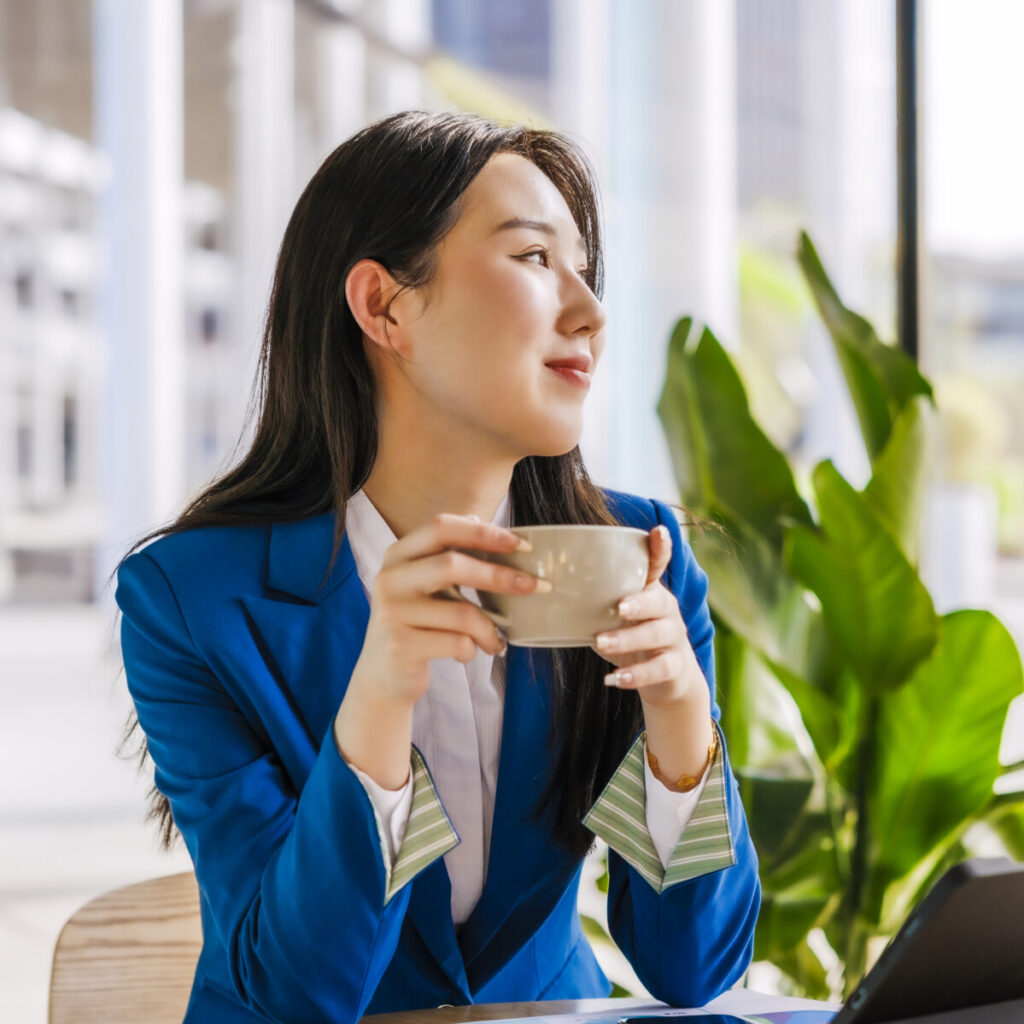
866,610,1024,922
690,516,802,662
754,820,841,995
989,804,1024,859
740,771,817,859
714,630,822,864
797,232,932,460
863,397,934,564
785,461,939,692
766,656,858,783
755,848,836,959
715,629,809,774
658,318,812,549
763,940,832,1001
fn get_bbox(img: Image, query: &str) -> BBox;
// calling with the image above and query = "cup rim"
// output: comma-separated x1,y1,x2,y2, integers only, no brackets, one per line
511,524,649,537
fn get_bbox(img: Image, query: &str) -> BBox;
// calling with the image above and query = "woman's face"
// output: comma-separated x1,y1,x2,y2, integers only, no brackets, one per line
387,151,608,461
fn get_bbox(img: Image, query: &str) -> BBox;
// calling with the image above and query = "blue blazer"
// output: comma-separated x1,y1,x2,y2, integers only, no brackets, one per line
116,488,760,1024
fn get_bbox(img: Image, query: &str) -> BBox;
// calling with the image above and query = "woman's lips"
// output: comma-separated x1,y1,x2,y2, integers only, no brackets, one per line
546,365,592,388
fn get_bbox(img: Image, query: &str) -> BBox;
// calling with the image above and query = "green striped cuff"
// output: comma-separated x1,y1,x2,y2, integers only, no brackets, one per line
374,747,460,904
582,724,735,893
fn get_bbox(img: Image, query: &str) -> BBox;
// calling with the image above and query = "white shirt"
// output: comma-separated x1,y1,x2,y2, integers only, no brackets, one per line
343,487,707,925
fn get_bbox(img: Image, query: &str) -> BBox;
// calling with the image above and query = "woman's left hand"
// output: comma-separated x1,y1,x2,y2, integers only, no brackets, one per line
591,524,707,711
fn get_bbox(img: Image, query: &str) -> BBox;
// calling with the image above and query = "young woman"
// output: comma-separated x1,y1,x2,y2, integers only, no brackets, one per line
116,110,760,1024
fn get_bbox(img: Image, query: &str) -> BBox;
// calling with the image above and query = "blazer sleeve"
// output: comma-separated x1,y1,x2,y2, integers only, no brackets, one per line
116,550,455,1024
587,500,761,1007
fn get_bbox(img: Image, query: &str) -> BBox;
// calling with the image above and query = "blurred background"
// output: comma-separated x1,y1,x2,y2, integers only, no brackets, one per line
1,0,1023,1019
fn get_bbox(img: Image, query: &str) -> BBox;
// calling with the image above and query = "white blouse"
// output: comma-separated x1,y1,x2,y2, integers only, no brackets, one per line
343,487,707,925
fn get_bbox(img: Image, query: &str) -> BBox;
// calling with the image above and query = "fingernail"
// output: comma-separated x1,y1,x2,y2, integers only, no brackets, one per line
618,599,638,618
515,537,533,552
467,514,480,522
533,578,553,593
604,671,632,687
596,633,619,652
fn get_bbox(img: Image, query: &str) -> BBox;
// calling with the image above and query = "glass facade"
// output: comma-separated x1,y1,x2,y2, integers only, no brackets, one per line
2,3,1022,1020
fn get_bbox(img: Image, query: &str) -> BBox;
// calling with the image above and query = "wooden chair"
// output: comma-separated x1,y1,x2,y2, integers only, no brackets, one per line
49,872,202,1024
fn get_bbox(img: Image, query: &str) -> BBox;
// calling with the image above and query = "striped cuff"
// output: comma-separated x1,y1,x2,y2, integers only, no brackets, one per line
380,747,460,904
582,724,735,893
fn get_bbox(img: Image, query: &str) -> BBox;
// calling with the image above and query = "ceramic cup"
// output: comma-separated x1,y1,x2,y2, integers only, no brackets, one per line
441,524,651,647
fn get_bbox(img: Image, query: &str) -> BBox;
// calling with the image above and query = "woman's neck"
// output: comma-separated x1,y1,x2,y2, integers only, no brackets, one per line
360,459,514,540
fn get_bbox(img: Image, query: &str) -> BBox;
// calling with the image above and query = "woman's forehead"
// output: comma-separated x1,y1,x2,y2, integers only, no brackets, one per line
457,153,582,245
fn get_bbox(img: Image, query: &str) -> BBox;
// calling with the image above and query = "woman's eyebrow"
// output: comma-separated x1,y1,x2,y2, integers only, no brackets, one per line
490,217,587,254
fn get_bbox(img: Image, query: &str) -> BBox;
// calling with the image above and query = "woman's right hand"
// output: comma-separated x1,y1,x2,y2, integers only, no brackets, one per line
335,513,548,788
351,513,548,706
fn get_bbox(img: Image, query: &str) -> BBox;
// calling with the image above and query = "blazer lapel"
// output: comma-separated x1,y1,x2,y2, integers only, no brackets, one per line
240,511,469,998
239,514,368,748
407,859,470,996
457,645,569,982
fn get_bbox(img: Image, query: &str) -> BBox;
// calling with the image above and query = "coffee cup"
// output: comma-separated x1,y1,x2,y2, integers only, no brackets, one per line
440,524,650,648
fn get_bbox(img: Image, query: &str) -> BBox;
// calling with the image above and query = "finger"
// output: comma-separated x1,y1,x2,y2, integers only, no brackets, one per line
644,524,672,588
381,549,551,603
616,585,676,623
405,624,492,665
594,617,680,658
603,650,682,689
401,594,507,656
382,513,529,569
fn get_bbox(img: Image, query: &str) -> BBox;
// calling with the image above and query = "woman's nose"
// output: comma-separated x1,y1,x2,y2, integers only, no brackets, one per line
562,273,607,338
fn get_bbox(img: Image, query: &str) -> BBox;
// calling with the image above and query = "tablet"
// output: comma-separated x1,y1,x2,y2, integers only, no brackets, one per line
833,858,1024,1023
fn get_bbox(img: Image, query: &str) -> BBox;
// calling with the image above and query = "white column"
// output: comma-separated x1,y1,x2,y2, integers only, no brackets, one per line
552,0,614,486
602,0,738,501
799,0,892,489
552,0,611,172
226,0,296,459
318,21,368,157
93,0,185,602
366,0,431,118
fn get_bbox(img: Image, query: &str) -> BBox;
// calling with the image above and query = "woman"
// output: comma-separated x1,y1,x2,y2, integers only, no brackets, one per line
116,110,759,1024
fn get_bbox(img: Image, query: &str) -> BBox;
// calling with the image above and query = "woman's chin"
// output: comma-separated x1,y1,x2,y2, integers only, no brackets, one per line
522,431,583,460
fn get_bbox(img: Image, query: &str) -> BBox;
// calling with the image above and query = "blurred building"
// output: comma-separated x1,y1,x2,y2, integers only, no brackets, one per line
0,108,104,602
0,105,234,602
1,0,1021,603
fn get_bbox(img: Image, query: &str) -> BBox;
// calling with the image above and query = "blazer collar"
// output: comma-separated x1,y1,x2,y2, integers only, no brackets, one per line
266,510,355,603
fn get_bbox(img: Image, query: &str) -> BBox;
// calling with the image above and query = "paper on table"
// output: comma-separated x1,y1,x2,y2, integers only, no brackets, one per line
462,992,839,1024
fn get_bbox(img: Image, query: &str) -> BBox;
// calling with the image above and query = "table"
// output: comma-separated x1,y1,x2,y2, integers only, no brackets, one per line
364,998,659,1024
362,994,1024,1024
363,993,840,1024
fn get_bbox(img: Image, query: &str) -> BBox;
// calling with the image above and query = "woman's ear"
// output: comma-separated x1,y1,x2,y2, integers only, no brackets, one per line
344,259,403,353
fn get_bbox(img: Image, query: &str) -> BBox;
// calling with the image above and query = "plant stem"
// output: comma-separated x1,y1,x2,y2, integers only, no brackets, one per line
845,694,878,994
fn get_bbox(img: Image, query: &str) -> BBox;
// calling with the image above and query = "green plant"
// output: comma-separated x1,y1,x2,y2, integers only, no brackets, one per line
657,231,1024,998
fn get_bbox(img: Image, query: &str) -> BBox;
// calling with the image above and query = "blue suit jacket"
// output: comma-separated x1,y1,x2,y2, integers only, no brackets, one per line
115,488,760,1024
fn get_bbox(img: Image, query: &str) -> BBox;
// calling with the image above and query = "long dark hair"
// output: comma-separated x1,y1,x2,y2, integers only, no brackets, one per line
120,110,643,860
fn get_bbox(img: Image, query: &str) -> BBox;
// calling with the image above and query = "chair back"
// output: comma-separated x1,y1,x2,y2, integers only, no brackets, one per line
49,871,202,1024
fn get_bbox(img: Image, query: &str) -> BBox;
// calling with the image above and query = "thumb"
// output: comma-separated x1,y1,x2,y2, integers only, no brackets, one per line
645,524,672,587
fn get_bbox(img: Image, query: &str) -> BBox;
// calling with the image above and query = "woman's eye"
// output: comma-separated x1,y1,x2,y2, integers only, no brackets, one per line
515,250,588,281
518,248,550,266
